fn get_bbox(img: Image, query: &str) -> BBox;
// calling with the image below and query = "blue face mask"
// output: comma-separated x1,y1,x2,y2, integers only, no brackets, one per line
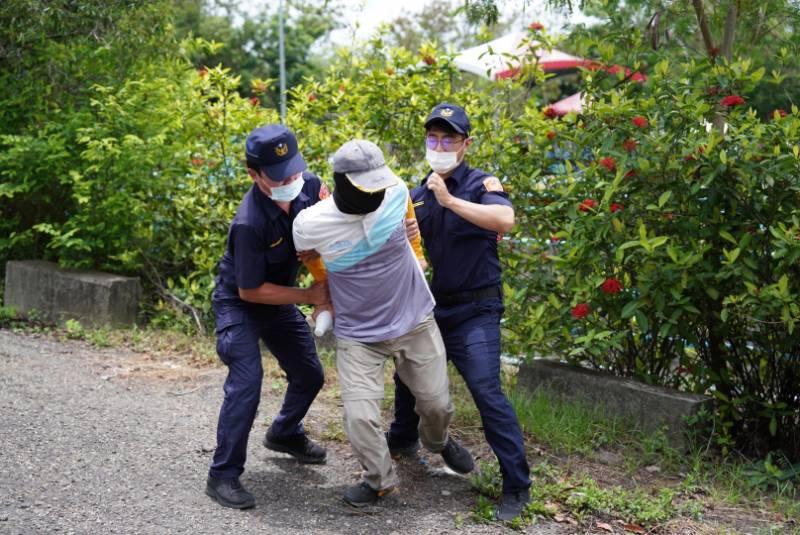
268,175,304,202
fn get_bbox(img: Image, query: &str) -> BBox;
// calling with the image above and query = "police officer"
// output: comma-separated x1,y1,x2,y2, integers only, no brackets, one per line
386,103,532,520
205,124,330,510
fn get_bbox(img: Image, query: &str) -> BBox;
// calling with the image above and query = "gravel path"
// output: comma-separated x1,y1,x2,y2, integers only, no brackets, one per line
0,330,569,535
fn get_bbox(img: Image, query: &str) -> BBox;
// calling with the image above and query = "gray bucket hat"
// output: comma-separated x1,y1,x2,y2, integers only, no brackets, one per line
332,140,400,192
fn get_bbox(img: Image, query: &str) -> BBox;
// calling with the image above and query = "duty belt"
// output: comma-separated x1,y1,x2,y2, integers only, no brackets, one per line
433,285,502,306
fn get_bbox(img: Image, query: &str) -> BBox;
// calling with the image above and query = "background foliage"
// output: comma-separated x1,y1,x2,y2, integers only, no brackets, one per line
1,0,799,460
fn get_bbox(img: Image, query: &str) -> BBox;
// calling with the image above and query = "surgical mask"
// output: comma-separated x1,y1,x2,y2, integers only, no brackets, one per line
268,175,304,202
426,149,459,174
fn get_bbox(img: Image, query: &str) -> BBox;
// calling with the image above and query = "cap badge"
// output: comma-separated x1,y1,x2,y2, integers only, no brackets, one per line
274,143,289,157
439,108,454,117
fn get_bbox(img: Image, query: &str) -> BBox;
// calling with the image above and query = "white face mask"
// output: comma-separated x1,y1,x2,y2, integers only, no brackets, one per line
268,174,304,202
426,149,459,174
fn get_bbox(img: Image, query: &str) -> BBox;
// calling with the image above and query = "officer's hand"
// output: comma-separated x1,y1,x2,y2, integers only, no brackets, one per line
306,281,330,306
297,249,320,263
405,218,420,241
426,173,454,208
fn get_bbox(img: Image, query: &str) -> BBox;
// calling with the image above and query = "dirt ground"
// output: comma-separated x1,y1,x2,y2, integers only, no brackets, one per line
0,328,792,534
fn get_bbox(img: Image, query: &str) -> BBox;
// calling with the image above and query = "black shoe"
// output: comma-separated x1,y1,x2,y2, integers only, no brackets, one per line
440,437,474,474
385,431,420,458
263,432,327,464
205,476,255,509
342,481,395,507
496,488,531,521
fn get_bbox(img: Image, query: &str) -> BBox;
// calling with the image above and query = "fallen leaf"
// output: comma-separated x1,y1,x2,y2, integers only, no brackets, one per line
623,523,647,534
597,521,614,532
644,465,661,473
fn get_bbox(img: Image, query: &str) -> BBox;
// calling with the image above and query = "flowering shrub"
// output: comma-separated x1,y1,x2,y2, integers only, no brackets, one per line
497,48,800,459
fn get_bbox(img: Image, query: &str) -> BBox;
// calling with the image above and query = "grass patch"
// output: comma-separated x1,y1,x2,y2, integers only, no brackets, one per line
509,388,629,456
470,458,704,530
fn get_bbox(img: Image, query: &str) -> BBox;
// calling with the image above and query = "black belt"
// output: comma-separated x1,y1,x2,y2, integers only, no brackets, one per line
433,285,501,306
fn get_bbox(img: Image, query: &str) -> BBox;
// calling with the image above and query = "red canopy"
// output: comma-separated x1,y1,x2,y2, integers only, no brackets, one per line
453,30,646,83
452,31,592,81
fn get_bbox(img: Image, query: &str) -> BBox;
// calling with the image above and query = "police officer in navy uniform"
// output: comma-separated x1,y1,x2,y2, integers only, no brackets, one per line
386,103,532,520
205,124,330,509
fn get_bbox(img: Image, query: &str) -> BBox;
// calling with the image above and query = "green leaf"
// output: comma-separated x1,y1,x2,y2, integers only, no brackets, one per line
658,191,672,208
621,300,640,319
769,415,777,436
719,230,737,245
634,311,649,333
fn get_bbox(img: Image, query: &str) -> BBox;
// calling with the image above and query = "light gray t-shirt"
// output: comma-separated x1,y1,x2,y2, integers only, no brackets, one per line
293,181,434,343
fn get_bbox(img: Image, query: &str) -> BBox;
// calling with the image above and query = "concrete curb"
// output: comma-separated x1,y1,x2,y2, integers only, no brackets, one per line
516,359,712,449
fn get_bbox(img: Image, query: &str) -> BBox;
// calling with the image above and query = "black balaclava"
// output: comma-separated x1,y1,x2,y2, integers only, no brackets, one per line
332,172,385,214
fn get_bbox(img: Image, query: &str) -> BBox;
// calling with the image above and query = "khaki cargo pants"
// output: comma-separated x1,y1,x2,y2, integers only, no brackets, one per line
336,313,453,491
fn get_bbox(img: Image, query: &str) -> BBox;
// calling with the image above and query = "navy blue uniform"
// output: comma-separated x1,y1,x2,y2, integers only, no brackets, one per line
389,162,531,494
209,171,325,480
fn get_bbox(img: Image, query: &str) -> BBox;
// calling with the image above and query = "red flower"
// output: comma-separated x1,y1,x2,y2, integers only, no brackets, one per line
546,131,557,140
550,235,560,243
601,278,623,294
543,107,558,119
709,46,720,57
599,157,616,172
191,158,204,167
622,139,638,152
578,198,597,212
529,22,545,31
720,95,745,107
571,303,591,319
308,93,318,102
610,203,624,213
249,96,260,106
625,170,637,178
198,68,208,78
631,116,649,129
774,108,788,118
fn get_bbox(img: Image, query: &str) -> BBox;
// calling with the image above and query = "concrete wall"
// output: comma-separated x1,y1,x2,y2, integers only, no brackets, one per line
4,260,140,327
517,359,712,449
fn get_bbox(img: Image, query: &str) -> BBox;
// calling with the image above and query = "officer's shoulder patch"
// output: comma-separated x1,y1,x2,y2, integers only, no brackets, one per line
412,200,424,208
319,182,330,200
482,176,504,192
269,237,284,248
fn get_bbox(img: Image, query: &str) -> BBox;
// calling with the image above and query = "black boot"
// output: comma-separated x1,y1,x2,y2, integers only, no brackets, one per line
263,431,327,464
343,481,395,507
496,488,530,521
385,431,420,458
205,476,255,509
440,437,474,474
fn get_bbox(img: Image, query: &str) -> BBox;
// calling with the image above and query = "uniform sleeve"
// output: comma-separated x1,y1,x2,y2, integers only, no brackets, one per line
478,175,513,207
405,194,425,262
231,223,267,290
